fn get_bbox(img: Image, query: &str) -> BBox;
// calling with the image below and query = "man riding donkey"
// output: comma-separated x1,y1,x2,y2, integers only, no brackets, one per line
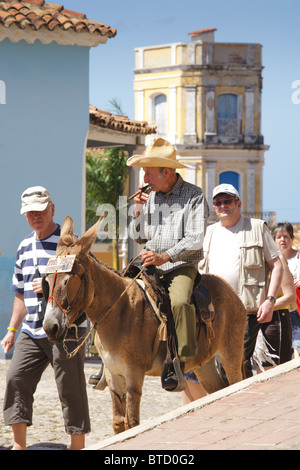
127,137,209,391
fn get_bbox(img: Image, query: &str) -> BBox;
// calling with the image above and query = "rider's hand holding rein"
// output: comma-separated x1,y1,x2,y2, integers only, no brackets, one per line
141,251,171,268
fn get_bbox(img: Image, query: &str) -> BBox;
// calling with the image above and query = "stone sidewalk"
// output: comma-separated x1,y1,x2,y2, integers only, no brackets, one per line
85,359,300,451
0,359,182,450
1,358,300,450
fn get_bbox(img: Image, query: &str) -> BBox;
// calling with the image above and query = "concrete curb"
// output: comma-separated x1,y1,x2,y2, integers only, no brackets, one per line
84,358,300,450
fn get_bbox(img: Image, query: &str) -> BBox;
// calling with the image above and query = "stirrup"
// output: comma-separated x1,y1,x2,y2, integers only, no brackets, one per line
161,357,186,393
94,365,107,391
173,357,186,392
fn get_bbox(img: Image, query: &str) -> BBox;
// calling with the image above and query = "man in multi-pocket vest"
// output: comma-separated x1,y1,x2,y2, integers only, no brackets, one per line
200,183,283,378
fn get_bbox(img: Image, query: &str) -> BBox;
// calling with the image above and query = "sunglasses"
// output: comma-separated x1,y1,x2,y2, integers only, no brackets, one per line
213,198,236,207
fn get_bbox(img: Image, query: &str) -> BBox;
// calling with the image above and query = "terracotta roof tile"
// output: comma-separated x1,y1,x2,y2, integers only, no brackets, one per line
0,0,117,45
62,8,85,19
188,28,217,36
89,105,156,136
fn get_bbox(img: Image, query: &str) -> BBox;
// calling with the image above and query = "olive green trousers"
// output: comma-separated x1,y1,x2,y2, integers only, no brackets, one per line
162,265,198,357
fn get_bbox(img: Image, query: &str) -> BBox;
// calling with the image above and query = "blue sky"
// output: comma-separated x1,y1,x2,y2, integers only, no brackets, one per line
63,0,300,222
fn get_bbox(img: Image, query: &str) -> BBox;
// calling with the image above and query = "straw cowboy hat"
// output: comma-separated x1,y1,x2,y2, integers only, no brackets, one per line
127,137,191,169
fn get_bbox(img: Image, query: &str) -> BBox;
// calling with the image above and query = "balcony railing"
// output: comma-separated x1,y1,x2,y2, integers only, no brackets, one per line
217,117,240,137
243,212,277,227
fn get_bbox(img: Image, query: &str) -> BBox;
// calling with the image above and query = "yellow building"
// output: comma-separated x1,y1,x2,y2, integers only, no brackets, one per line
134,28,272,222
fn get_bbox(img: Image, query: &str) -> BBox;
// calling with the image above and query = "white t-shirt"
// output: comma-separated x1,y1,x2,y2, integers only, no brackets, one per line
204,217,280,293
208,217,243,292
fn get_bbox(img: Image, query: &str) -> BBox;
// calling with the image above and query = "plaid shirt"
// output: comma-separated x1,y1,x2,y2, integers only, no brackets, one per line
130,174,209,274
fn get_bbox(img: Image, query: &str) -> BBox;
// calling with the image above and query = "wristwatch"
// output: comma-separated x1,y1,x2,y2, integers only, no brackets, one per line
267,295,276,304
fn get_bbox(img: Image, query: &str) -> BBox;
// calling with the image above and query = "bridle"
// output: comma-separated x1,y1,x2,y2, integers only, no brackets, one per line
46,259,89,321
45,254,146,359
45,263,97,359
48,271,70,316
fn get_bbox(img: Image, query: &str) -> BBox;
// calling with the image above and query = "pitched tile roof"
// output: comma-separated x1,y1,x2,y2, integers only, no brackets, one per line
89,105,157,136
0,0,117,46
188,28,217,36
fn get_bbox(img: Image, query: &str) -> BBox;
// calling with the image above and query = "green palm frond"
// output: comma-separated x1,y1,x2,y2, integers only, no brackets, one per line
85,147,129,269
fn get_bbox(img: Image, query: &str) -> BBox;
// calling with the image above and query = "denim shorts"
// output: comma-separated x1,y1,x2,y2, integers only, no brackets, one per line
290,309,300,350
185,371,199,383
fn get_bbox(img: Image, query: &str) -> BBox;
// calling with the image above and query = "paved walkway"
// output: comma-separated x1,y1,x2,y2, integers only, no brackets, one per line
1,358,300,450
85,359,300,451
0,359,182,450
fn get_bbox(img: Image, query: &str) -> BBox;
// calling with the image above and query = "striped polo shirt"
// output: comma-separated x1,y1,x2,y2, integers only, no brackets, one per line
11,225,87,339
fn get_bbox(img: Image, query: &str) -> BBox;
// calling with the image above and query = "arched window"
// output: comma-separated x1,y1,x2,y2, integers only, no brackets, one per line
219,171,239,193
217,94,238,137
153,94,167,136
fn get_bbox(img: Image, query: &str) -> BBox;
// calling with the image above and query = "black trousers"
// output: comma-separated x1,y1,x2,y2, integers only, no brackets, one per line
243,309,293,378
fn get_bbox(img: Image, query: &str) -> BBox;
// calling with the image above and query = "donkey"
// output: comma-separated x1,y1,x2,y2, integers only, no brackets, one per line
43,216,246,434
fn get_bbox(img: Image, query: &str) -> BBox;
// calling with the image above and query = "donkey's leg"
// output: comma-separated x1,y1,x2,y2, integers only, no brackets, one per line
105,369,127,434
218,347,244,385
217,316,245,385
194,357,226,393
124,369,145,430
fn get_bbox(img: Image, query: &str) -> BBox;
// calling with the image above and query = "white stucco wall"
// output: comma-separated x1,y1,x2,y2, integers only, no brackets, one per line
0,38,90,353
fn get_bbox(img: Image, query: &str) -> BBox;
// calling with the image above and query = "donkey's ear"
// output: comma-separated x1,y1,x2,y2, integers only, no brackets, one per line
60,216,75,237
76,217,103,256
57,216,76,252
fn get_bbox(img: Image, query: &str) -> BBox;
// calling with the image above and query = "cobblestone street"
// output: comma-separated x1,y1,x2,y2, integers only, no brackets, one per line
0,360,182,450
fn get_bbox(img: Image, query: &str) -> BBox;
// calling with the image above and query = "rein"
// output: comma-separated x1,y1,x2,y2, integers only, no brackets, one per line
47,268,96,359
63,320,98,360
95,260,146,326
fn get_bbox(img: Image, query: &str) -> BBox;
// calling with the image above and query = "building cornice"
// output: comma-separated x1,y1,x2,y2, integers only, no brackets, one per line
134,64,264,75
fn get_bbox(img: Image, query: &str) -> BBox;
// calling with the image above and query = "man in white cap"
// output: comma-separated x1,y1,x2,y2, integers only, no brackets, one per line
200,183,283,377
1,186,90,450
127,138,209,391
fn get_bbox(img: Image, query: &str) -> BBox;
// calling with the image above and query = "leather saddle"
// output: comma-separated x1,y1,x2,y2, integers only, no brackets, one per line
123,264,214,351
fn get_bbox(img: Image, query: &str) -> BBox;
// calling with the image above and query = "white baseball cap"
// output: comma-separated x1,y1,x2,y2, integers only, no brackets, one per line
213,183,240,199
20,186,53,214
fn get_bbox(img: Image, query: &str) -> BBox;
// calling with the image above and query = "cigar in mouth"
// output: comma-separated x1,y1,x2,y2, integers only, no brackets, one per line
129,184,150,200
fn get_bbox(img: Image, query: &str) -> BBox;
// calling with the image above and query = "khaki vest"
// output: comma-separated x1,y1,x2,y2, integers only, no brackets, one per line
200,217,270,312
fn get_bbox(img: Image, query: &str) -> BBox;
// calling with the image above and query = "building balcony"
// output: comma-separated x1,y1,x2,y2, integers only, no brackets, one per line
243,212,277,227
217,117,240,137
